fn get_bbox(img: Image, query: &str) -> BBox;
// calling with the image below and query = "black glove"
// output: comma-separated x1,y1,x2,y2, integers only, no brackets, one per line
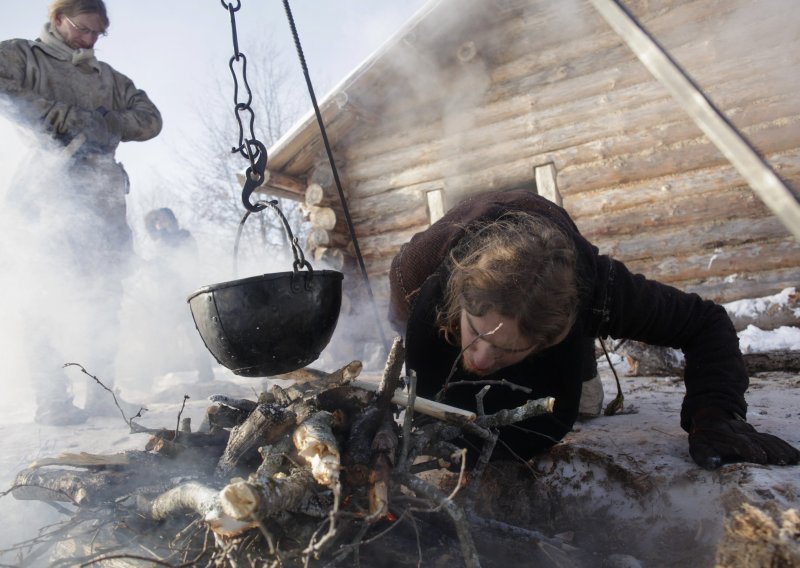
98,107,124,145
62,108,119,153
689,407,800,470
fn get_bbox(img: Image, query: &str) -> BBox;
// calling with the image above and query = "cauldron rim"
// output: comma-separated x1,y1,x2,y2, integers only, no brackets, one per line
186,269,344,301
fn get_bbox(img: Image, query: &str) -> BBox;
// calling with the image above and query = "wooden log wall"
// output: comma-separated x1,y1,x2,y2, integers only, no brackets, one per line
306,0,800,315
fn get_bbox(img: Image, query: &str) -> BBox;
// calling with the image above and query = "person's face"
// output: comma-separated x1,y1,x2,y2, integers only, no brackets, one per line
153,214,177,233
54,12,106,49
459,308,536,376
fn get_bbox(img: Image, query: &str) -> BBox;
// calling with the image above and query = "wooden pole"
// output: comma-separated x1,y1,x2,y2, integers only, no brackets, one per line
351,378,476,423
588,0,800,240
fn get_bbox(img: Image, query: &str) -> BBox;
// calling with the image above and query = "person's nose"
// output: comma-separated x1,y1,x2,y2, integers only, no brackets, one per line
468,340,495,372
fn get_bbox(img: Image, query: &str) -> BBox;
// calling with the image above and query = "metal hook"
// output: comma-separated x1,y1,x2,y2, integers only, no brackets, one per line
241,140,268,212
220,1,241,11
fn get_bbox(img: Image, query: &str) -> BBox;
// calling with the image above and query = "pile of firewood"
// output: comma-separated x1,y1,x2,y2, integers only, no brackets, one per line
3,338,568,568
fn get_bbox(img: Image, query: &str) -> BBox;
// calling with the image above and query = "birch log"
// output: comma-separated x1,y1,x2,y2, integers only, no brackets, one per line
306,226,351,251
308,205,346,233
220,468,316,521
292,411,341,487
12,468,121,505
619,341,800,376
137,482,256,537
314,246,346,271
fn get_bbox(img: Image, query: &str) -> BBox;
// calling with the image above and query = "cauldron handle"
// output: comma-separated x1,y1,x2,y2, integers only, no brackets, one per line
233,199,313,278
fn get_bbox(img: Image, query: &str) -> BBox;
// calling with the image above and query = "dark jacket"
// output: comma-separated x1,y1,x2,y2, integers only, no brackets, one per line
389,190,748,460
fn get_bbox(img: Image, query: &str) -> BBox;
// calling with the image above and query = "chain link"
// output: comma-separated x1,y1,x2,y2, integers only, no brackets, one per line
221,1,267,212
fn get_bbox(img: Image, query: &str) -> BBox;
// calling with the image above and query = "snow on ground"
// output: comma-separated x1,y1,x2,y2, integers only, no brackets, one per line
724,287,799,320
0,292,797,562
0,366,270,554
454,363,800,565
739,325,800,352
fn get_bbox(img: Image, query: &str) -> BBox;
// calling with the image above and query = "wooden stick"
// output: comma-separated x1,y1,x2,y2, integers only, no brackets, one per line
216,404,297,478
351,378,477,423
137,481,256,537
220,468,316,521
12,467,118,505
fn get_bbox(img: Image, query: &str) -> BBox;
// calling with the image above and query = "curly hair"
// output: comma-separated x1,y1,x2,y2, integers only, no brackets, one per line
438,211,579,352
49,0,109,29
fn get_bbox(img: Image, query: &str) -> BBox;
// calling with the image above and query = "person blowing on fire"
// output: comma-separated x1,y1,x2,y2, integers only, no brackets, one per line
389,189,799,470
0,0,162,425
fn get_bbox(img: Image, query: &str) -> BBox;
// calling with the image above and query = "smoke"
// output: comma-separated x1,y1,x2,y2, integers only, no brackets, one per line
0,103,311,555
0,116,118,409
1,104,271,420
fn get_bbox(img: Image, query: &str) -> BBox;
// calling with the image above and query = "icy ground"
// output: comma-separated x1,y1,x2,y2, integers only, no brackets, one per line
0,318,797,564
0,366,267,554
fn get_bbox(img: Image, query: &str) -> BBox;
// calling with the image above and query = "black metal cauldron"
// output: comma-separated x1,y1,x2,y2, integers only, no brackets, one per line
188,200,343,377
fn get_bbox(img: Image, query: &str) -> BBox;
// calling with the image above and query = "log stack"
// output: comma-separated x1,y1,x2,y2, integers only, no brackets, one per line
300,161,360,316
8,341,560,567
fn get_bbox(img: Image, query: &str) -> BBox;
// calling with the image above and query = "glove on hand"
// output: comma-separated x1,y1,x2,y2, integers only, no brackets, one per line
61,108,107,146
98,107,124,143
689,407,800,470
62,107,120,153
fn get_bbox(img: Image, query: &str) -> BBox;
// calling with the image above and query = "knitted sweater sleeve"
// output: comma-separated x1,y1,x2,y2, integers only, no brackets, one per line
597,257,748,431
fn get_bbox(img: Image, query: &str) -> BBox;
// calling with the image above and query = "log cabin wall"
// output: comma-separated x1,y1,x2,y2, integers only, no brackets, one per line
264,0,800,336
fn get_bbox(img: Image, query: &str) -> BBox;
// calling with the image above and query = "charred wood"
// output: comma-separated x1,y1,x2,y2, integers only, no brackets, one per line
206,404,251,430
368,452,392,520
314,385,375,427
343,406,383,487
145,436,184,457
399,472,481,568
254,437,295,481
10,349,569,567
376,336,405,408
369,415,400,520
216,404,297,479
271,360,364,407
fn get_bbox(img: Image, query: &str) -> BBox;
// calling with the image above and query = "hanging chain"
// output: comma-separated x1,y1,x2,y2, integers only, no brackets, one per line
221,1,268,212
282,0,390,354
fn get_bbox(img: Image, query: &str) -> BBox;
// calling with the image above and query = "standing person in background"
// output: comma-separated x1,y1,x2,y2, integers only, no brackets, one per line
389,189,799,470
144,207,215,383
0,0,162,425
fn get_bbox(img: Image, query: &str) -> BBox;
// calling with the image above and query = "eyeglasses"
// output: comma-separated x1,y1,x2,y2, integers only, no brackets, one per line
63,15,107,39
